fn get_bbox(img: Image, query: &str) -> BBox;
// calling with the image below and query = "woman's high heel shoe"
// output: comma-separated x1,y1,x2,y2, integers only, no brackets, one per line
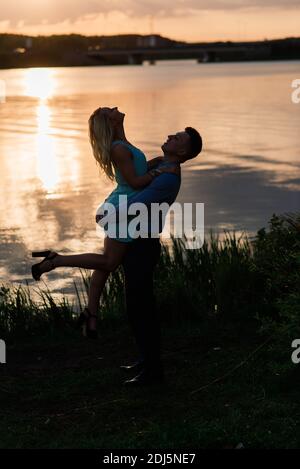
77,307,98,340
31,250,58,281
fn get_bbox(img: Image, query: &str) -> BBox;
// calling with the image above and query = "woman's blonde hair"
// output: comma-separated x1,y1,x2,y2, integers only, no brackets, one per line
88,108,115,181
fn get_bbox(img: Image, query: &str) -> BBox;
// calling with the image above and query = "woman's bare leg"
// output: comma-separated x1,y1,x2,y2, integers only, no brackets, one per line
83,238,128,331
88,270,110,314
37,238,128,331
86,269,110,330
38,238,128,274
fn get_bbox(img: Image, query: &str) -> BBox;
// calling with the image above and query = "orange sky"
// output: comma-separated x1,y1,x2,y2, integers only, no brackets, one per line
1,1,300,42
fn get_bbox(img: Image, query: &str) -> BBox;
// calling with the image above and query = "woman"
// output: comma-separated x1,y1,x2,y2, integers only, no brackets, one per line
31,106,178,338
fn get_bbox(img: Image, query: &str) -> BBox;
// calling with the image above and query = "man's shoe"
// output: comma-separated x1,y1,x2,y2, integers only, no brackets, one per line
120,361,144,373
123,369,164,387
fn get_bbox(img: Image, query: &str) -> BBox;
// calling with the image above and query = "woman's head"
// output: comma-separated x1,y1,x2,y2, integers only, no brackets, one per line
88,107,125,180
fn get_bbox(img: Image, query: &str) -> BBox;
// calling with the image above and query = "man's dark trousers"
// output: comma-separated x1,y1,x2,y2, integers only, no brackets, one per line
122,237,162,374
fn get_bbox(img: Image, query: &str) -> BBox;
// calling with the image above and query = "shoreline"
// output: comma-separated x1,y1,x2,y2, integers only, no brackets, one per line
1,34,299,70
0,56,300,71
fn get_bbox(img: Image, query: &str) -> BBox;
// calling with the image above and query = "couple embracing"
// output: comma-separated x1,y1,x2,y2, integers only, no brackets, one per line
31,106,202,386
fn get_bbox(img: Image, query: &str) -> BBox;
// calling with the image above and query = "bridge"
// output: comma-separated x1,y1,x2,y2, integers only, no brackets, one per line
87,45,271,65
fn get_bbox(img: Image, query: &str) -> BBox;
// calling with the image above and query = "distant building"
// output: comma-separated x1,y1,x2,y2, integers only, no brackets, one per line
88,45,103,51
25,37,33,49
148,35,157,47
13,48,26,54
136,35,158,48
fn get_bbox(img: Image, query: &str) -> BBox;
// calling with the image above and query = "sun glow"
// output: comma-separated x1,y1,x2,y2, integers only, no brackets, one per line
24,68,56,100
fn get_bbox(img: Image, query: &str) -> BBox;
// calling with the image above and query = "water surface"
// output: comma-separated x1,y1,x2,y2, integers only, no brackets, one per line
0,60,299,297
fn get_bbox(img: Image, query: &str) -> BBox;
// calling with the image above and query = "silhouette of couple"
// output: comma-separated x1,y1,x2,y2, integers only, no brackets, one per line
31,106,202,386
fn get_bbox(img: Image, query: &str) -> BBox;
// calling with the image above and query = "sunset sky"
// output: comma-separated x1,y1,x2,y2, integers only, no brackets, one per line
1,0,299,42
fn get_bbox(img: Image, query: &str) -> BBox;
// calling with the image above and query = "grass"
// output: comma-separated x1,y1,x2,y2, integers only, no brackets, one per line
1,318,299,449
0,212,299,448
0,230,261,339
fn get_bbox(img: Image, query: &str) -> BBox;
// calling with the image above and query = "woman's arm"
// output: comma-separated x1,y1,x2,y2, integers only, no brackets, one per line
111,144,179,190
111,144,167,188
147,156,163,170
111,144,155,189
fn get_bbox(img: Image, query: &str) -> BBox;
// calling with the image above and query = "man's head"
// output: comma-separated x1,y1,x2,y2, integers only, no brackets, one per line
161,127,202,162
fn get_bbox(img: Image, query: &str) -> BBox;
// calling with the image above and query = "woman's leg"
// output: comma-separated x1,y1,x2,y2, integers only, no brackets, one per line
75,238,128,332
39,238,128,275
85,269,110,331
83,239,128,331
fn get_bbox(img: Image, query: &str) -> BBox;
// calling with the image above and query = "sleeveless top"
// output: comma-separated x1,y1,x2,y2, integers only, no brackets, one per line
104,140,148,207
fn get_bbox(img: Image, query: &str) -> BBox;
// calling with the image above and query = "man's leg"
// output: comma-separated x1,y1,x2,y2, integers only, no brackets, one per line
122,238,163,380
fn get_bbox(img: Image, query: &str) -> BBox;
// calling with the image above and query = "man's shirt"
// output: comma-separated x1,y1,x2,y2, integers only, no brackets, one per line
120,162,181,237
127,172,180,207
98,161,181,238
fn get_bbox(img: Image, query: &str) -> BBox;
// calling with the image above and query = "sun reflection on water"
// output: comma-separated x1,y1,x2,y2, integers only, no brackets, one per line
22,68,61,193
35,103,59,193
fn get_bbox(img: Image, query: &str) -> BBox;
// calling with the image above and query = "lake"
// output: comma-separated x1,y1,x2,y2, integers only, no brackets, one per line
0,60,299,298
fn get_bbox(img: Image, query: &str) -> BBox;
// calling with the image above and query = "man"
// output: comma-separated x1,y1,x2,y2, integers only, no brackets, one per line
120,127,203,386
